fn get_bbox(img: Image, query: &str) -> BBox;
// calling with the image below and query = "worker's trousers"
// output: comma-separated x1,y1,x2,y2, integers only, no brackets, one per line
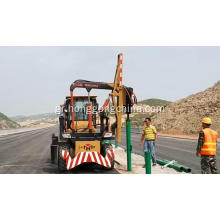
201,155,218,174
144,140,157,164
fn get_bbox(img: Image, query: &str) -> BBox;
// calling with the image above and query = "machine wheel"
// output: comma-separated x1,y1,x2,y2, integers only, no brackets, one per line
51,145,58,164
101,143,115,170
52,134,58,145
109,159,115,170
58,145,69,172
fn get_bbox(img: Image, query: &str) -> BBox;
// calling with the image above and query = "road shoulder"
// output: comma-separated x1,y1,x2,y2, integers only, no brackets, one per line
114,147,184,174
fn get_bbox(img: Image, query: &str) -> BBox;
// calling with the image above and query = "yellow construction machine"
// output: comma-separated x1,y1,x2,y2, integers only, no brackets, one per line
51,53,136,172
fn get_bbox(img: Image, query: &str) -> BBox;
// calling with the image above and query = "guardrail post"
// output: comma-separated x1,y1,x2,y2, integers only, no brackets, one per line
145,152,151,174
126,115,132,171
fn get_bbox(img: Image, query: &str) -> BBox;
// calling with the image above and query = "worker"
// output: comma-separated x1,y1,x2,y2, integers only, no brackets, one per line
196,117,218,174
139,117,158,167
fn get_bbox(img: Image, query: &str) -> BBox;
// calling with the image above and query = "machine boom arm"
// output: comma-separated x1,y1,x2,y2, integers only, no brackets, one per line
69,53,137,142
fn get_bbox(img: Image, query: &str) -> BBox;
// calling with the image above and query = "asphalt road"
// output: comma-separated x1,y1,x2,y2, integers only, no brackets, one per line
0,126,119,174
121,129,220,174
1,126,219,174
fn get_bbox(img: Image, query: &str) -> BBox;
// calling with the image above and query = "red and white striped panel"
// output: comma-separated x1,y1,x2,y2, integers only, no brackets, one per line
60,148,115,170
119,53,123,89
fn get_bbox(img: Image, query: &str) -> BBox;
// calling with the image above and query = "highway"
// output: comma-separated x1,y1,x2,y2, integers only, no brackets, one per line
0,126,119,174
121,129,220,174
0,126,219,174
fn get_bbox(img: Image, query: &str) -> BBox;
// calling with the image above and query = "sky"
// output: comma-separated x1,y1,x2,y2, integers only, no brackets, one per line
0,46,219,117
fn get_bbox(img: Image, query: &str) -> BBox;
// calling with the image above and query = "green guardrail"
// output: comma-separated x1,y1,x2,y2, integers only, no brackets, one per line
126,118,132,171
156,159,191,173
145,152,151,174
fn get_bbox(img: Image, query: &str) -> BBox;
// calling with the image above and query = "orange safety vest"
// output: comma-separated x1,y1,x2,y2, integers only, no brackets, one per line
200,128,218,156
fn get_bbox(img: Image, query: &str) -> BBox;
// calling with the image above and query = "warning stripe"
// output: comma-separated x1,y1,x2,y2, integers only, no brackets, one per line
81,152,86,163
107,148,114,159
72,155,78,168
69,157,74,170
90,152,95,162
105,156,111,168
119,53,123,88
60,149,114,170
67,155,71,169
92,152,98,163
101,156,107,167
78,152,84,165
61,150,65,158
61,149,69,160
112,149,115,158
87,153,92,163
107,153,111,163
108,149,112,158
65,151,69,159
95,152,101,164
98,153,104,166
75,153,82,166
84,152,89,162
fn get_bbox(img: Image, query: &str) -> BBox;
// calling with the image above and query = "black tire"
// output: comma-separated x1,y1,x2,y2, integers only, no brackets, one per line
58,145,69,172
51,145,58,164
100,143,109,157
52,134,58,145
110,157,115,170
101,143,115,170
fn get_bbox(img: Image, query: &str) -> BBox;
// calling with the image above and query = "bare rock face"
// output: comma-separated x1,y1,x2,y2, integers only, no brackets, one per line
152,83,220,135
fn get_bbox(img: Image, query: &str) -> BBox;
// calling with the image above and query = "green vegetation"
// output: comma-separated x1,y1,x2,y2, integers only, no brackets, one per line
138,98,171,107
0,112,9,121
0,112,20,129
129,112,157,128
125,98,172,128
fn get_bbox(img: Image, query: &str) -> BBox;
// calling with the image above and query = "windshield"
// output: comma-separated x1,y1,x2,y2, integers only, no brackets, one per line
67,99,89,121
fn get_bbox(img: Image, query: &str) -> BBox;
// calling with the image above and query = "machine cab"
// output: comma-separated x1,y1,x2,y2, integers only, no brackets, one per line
61,96,98,134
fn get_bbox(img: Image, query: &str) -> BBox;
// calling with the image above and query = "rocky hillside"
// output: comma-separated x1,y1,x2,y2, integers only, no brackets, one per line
138,98,171,107
10,113,58,127
123,98,171,127
0,112,20,129
152,82,220,135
